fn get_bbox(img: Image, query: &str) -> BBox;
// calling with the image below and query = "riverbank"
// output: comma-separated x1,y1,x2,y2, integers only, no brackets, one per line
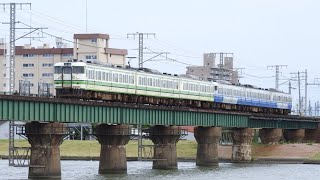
1,139,320,163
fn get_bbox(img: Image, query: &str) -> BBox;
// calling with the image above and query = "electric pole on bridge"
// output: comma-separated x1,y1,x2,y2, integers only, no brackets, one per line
267,65,287,90
1,2,32,166
127,32,156,68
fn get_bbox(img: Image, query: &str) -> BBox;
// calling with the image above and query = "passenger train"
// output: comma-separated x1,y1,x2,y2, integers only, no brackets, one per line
53,60,292,115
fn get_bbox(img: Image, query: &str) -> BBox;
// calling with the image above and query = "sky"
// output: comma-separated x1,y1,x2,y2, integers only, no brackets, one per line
1,0,320,113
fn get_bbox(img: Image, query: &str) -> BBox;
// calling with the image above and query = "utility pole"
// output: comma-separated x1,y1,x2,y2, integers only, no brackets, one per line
267,65,287,90
291,70,310,116
297,72,301,115
289,80,292,94
305,69,307,116
219,53,224,80
309,100,312,116
0,3,31,93
127,33,155,68
1,3,46,167
1,2,31,167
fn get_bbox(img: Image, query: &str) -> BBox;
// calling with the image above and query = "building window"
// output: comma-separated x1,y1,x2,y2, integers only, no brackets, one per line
62,53,73,57
22,54,35,58
42,73,53,77
22,73,34,77
42,63,53,67
43,53,53,58
85,55,97,60
3,73,6,77
3,83,6,87
23,63,34,67
91,39,97,43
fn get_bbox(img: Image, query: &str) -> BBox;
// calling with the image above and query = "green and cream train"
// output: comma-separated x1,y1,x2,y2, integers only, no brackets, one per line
54,60,292,114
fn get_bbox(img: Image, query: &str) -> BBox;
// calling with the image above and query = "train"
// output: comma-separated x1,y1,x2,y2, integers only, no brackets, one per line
53,60,292,115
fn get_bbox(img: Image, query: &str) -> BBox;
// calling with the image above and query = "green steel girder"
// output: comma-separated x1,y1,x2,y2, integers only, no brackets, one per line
0,96,319,129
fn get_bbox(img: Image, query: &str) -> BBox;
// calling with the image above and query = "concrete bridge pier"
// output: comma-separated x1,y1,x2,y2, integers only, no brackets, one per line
259,128,282,144
149,125,181,169
304,128,320,143
94,124,131,174
25,121,67,179
194,126,221,166
284,129,305,143
231,128,254,162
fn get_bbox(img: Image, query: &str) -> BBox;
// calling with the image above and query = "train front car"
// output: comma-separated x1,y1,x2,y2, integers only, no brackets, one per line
54,61,87,98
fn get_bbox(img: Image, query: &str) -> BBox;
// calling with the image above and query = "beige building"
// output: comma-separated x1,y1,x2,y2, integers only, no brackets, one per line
0,33,128,95
186,53,239,84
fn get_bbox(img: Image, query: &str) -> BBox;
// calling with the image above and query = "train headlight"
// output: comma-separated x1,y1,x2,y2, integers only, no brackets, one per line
72,76,79,80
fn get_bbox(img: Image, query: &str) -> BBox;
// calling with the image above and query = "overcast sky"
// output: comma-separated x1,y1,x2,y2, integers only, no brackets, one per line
1,0,320,111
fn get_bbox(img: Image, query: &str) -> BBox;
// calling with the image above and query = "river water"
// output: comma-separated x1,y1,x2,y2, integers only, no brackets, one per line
0,160,319,180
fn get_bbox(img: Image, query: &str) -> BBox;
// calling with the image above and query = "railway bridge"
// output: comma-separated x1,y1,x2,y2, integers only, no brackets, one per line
0,94,319,178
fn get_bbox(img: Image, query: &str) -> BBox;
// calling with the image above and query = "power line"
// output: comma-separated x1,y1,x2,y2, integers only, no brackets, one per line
145,47,194,66
242,73,275,79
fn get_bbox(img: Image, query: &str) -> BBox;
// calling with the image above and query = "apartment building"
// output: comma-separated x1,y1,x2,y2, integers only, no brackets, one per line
0,33,128,95
186,53,239,84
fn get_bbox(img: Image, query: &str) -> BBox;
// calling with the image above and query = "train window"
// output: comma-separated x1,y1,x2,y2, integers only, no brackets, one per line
119,74,123,83
148,78,152,86
54,66,62,73
113,73,118,82
73,67,85,74
102,72,105,81
105,72,109,81
124,75,127,83
152,78,155,86
63,67,72,74
98,71,101,80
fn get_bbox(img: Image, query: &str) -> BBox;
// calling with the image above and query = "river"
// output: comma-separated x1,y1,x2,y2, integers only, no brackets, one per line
0,160,319,180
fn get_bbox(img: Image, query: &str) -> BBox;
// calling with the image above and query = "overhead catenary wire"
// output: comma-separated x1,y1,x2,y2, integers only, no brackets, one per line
144,47,194,66
242,73,275,79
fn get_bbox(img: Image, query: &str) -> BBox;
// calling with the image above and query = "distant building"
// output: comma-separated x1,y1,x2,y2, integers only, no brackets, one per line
0,33,128,95
186,53,239,84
